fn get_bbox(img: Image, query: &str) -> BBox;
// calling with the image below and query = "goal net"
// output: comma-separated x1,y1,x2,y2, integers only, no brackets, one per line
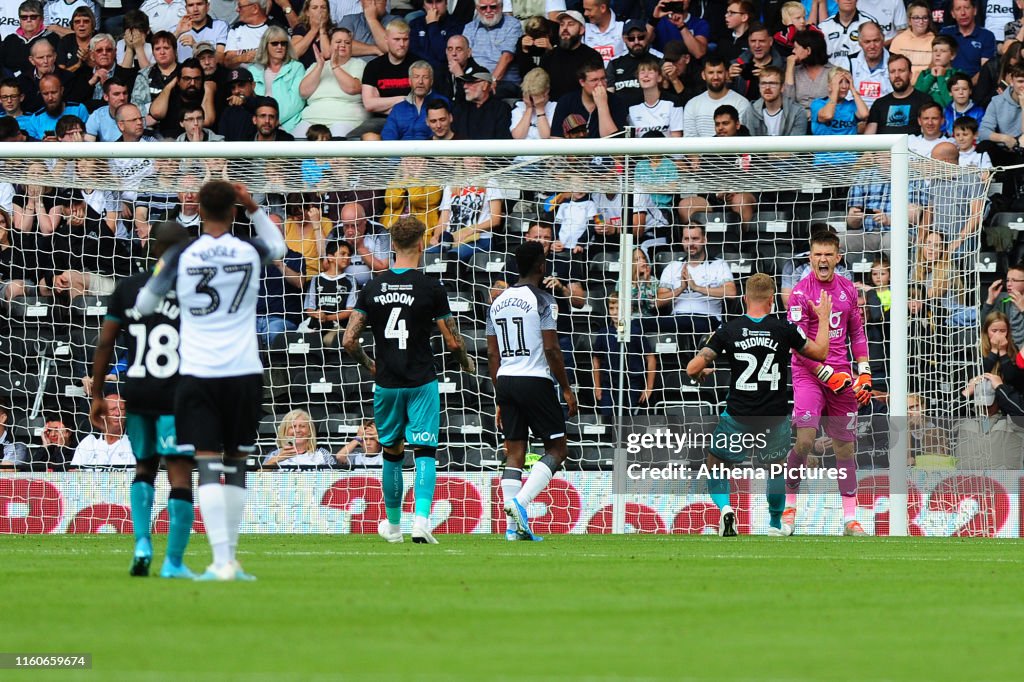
0,138,1010,537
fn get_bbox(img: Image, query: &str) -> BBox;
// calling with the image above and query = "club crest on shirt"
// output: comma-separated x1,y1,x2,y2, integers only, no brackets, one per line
790,305,802,321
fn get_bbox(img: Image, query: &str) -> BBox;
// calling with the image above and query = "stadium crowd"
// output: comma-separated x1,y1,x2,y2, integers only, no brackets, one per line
0,0,1023,471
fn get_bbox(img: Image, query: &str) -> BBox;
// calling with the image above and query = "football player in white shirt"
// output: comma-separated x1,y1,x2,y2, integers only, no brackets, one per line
135,181,286,581
488,241,578,541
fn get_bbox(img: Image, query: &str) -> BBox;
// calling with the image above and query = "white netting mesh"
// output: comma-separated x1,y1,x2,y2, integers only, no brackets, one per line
0,141,1011,536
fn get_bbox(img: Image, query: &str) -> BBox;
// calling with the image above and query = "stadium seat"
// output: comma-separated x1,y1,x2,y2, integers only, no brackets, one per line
588,250,621,284
756,210,792,238
988,212,1024,232
722,252,754,277
810,210,848,234
469,252,508,282
423,251,451,276
0,371,41,400
6,296,53,327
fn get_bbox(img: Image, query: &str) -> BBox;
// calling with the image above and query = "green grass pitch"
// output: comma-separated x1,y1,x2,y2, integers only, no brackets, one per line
3,534,1023,681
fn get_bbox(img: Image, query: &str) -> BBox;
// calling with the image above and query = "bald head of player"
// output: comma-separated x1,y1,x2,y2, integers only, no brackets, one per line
151,220,191,259
514,241,546,285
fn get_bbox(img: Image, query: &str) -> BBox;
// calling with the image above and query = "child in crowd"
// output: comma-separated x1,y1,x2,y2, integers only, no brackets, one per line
591,293,656,417
860,257,891,391
914,36,961,108
302,124,333,187
303,239,358,345
773,1,822,55
552,191,598,254
951,116,992,169
941,74,986,135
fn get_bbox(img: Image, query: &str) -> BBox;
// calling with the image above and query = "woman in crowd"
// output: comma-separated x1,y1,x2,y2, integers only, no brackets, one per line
251,26,307,133
290,0,333,68
57,6,97,72
976,40,1022,108
980,311,1021,381
783,29,832,117
295,27,367,138
510,67,555,141
890,0,936,82
263,409,335,467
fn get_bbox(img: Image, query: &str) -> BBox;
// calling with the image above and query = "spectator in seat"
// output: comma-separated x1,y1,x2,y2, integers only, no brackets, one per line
257,212,307,346
175,102,224,140
408,0,464,75
295,27,367,138
920,141,987,262
1,1,59,77
250,25,306,132
844,151,924,257
979,63,1024,173
741,65,807,135
980,310,1021,383
651,224,736,348
858,256,891,390
426,96,455,139
943,73,985,135
381,59,447,140
864,53,935,135
848,21,891,108
0,78,31,131
683,56,751,136
512,14,553,83
914,34,962,108
811,65,869,160
890,0,935,82
332,200,392,285
452,64,512,140
79,32,127,110
84,75,129,141
177,0,229,63
139,0,188,35
0,403,30,470
540,10,604,102
32,413,75,470
149,57,216,139
252,95,295,140
427,155,505,261
551,61,628,137
729,22,784,100
217,66,257,140
132,31,182,125
617,246,659,317
648,0,709,59
284,192,331,278
773,1,821,57
224,0,275,67
908,101,949,156
783,28,831,116
303,237,358,344
626,57,684,136
115,10,153,69
289,0,333,68
436,33,482,101
334,419,384,467
23,72,87,140
510,66,556,141
715,0,753,63
982,264,1024,347
959,370,1024,469
55,5,96,73
952,115,991,168
339,0,397,60
581,0,624,66
592,291,656,417
818,0,873,65
263,409,336,467
17,37,63,112
70,393,133,467
0,205,36,303
358,19,416,136
462,0,523,98
939,0,996,79
607,18,661,107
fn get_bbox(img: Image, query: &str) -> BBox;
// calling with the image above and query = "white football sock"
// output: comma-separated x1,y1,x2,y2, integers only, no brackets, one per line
515,461,553,506
500,478,523,530
198,483,229,568
223,484,247,562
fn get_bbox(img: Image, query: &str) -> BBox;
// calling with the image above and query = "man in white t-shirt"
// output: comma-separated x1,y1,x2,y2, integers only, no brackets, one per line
857,0,907,44
819,0,878,64
683,56,751,137
908,101,948,156
71,394,135,466
0,0,22,38
582,0,624,65
177,0,229,62
224,0,273,67
139,0,188,35
651,224,736,344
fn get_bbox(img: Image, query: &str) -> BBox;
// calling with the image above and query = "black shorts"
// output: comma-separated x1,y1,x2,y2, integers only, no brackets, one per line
495,375,566,442
175,374,262,456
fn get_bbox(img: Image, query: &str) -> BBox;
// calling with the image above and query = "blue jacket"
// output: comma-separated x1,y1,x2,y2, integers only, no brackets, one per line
381,91,449,141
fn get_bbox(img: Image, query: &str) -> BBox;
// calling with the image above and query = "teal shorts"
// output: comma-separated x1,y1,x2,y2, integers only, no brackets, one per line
709,413,792,465
373,381,440,449
125,413,184,461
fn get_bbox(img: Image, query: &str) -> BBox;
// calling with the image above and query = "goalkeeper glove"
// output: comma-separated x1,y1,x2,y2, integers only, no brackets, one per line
816,364,852,394
853,362,873,407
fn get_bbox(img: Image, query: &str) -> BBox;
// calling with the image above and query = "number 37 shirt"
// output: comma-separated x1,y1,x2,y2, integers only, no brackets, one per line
354,269,452,389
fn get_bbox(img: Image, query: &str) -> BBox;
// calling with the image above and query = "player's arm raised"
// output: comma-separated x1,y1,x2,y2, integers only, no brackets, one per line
797,292,832,362
438,316,476,374
543,329,578,417
342,310,376,375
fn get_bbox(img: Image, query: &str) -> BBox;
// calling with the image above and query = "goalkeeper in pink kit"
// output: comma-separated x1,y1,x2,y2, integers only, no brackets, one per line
783,231,872,536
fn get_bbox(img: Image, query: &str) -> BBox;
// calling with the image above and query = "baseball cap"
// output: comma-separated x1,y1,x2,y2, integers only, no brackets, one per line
194,41,216,56
458,64,493,83
622,19,647,35
227,67,255,84
562,113,588,136
557,10,586,26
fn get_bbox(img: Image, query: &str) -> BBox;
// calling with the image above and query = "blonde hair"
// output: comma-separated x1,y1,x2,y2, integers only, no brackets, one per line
256,25,297,65
276,409,319,451
827,65,851,84
521,68,550,98
780,1,805,22
745,272,776,302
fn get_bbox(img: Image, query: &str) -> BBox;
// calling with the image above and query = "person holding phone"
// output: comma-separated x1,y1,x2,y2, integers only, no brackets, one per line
650,0,709,58
262,409,335,467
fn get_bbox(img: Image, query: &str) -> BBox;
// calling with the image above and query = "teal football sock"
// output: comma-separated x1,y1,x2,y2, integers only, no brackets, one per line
708,466,730,511
382,458,404,525
130,481,155,545
767,474,786,528
166,494,194,566
414,456,436,519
